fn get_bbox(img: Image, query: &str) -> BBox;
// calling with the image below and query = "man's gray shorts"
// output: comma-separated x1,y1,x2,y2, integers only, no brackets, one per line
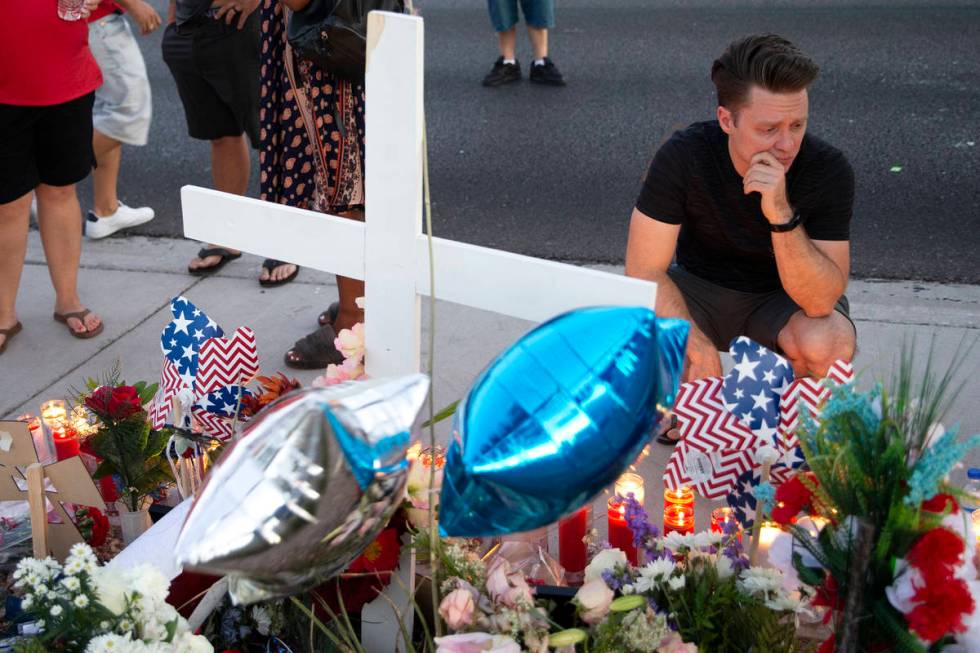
667,265,855,354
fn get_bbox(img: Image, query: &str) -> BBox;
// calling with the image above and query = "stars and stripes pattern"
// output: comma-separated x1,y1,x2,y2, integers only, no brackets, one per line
191,381,254,441
196,326,259,395
664,336,854,522
160,296,223,389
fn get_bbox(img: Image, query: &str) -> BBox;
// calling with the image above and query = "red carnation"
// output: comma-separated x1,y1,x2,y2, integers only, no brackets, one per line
772,472,818,525
907,527,965,579
84,386,114,419
907,577,974,642
921,493,959,515
107,385,143,420
811,574,843,624
75,506,109,547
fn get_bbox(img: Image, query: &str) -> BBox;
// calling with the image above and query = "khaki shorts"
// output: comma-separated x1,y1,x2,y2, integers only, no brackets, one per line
89,13,152,146
668,265,855,354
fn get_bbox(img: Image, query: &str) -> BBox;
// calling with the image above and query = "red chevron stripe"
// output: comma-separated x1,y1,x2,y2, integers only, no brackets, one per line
192,407,233,441
148,388,173,430
196,327,259,394
161,357,183,393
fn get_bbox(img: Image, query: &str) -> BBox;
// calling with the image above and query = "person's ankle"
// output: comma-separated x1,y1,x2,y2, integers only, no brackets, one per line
0,311,18,328
92,200,119,218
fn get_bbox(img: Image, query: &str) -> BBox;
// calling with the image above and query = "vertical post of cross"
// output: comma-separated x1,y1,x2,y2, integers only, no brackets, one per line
363,11,426,378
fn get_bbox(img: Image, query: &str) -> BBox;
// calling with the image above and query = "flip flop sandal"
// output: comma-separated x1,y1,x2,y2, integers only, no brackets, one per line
655,413,680,446
187,247,242,276
317,302,341,328
53,309,104,340
0,321,23,356
259,259,300,287
283,324,345,370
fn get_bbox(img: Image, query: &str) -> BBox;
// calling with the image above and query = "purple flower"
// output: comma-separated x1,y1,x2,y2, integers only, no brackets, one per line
620,493,663,557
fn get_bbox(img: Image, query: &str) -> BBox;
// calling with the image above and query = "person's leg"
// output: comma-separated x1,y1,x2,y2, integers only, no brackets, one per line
91,130,122,216
498,27,517,60
35,183,102,335
527,26,548,60
0,192,32,347
777,310,856,379
187,134,249,271
334,209,365,331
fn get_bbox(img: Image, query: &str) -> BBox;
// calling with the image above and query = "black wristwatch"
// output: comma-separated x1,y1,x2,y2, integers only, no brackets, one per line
769,212,803,233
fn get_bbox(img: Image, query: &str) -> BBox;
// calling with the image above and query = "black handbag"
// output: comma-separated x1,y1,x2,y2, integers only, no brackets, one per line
287,0,405,84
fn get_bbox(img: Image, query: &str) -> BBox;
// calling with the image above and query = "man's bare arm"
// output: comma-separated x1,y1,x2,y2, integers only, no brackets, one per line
625,208,721,381
743,150,849,316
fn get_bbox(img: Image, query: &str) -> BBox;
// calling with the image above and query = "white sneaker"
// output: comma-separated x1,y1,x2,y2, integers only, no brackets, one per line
85,202,154,239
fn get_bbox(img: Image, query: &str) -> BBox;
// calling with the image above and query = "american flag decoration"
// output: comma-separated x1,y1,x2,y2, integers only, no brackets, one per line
160,296,224,389
155,296,259,440
196,326,259,395
664,336,854,526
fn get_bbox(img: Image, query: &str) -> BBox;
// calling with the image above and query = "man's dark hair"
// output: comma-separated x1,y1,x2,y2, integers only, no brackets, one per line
711,34,819,112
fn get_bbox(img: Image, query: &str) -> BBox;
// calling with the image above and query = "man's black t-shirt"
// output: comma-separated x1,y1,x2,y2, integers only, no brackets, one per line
635,121,854,294
175,0,213,26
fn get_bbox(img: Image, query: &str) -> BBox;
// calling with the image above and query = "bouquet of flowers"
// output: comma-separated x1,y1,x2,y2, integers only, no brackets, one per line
769,349,980,652
75,368,172,513
561,495,802,653
11,543,212,652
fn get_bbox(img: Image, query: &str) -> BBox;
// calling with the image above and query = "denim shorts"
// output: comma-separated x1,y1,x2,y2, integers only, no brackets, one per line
88,13,152,146
487,0,555,32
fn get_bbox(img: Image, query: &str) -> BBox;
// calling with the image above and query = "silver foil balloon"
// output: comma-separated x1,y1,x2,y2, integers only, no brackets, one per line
174,374,429,604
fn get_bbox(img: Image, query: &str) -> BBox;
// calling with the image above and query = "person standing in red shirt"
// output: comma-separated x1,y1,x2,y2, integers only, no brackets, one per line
0,0,106,355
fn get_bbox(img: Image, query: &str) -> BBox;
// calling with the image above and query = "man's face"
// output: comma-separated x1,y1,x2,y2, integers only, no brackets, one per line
717,86,809,177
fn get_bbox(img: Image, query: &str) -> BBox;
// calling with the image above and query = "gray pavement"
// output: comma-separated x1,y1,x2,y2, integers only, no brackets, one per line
3,232,979,532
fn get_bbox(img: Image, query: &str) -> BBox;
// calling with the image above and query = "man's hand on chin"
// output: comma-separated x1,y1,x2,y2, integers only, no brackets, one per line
683,334,722,383
743,151,795,226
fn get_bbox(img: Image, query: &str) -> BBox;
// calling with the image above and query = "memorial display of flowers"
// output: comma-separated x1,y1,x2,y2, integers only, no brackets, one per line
766,352,980,653
10,544,211,652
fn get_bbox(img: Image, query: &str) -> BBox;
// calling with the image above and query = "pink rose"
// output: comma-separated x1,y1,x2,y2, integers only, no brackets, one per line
434,633,521,653
659,633,698,653
439,588,476,631
574,578,614,625
334,323,365,362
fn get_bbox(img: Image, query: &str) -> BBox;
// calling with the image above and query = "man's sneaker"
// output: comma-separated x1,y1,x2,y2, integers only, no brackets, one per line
85,202,155,239
529,58,566,86
482,57,521,87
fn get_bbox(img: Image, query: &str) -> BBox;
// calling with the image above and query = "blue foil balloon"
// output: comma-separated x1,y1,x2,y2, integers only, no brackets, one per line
439,306,688,537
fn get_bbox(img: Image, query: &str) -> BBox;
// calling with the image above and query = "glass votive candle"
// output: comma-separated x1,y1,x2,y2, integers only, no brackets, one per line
615,472,645,505
40,399,67,430
664,503,695,535
664,485,694,510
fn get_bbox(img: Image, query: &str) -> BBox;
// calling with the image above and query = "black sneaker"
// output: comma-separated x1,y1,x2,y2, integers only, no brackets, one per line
482,57,521,87
529,57,566,86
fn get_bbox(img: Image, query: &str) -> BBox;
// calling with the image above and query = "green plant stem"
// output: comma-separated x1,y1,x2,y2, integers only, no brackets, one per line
288,596,353,652
422,113,443,639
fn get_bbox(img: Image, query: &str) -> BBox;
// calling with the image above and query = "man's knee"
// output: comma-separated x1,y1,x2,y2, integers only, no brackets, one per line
779,311,855,378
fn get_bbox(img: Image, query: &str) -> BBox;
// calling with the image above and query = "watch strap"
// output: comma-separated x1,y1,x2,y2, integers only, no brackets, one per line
770,212,803,233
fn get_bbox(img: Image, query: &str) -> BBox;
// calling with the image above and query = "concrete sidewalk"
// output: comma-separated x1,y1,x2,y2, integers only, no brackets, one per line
4,232,979,465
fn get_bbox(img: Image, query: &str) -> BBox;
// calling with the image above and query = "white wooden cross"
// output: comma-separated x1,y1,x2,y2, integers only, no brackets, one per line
181,11,657,650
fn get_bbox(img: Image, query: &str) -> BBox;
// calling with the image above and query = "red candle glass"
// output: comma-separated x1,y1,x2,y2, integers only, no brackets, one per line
559,506,591,583
53,426,81,461
710,507,741,540
663,503,694,535
607,498,638,565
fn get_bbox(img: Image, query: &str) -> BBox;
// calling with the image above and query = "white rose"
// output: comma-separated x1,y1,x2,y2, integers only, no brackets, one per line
93,569,127,615
584,548,627,583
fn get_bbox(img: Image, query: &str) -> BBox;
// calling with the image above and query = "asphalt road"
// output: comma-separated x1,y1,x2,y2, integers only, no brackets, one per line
77,0,980,283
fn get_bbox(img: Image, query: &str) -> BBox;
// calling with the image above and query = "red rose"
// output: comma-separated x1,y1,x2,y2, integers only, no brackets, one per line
84,386,114,419
107,385,142,420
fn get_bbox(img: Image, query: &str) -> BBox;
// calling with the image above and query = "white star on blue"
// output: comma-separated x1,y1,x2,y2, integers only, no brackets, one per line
160,296,223,379
722,337,794,440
